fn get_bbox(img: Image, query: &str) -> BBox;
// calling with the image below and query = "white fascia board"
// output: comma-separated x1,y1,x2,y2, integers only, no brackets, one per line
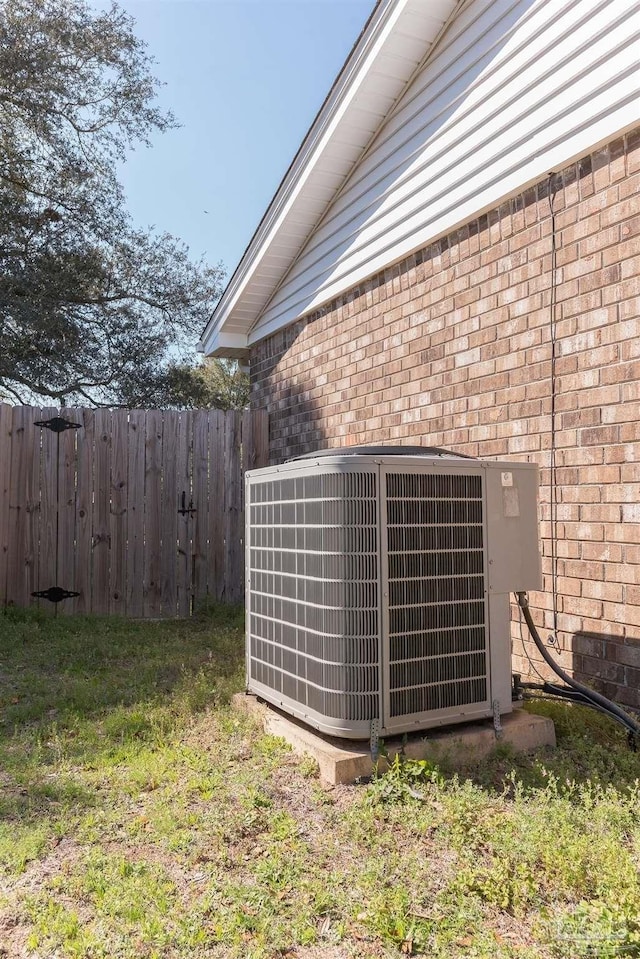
206,331,250,360
200,0,434,357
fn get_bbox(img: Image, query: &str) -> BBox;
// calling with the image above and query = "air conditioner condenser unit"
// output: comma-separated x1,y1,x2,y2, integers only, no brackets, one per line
245,448,541,740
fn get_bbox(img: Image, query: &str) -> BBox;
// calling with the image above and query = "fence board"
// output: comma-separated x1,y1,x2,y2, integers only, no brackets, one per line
6,407,33,607
37,407,59,613
243,409,269,472
75,408,95,615
0,404,14,605
242,409,253,475
160,411,179,616
57,408,80,615
5,406,24,606
225,411,242,604
25,408,43,607
1,405,267,616
92,409,112,616
254,411,270,469
191,410,209,608
176,412,192,617
126,410,146,618
143,410,163,618
109,411,128,616
209,411,225,601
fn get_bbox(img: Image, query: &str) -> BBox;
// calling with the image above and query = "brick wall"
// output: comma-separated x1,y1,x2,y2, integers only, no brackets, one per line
251,129,640,705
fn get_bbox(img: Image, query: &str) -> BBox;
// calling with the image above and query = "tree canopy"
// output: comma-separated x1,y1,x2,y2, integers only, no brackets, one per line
0,0,226,407
164,358,250,411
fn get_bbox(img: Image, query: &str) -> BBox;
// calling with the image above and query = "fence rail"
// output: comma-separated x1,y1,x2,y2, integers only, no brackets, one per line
0,405,268,617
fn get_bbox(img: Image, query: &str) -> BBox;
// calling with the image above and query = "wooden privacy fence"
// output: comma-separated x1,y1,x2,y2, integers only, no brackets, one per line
0,405,269,617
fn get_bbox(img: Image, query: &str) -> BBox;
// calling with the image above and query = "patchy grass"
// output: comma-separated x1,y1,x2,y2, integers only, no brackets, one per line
1,607,639,958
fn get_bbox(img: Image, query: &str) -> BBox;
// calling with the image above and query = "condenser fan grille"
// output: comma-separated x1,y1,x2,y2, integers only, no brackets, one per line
247,470,379,721
385,472,488,718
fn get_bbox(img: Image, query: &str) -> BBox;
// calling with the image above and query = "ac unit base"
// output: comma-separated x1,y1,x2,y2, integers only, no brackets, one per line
233,692,557,785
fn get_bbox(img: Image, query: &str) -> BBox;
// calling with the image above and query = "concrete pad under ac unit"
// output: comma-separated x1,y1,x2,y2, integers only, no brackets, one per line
232,693,556,786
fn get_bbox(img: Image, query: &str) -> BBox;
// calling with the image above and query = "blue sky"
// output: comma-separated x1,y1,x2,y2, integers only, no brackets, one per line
117,0,374,279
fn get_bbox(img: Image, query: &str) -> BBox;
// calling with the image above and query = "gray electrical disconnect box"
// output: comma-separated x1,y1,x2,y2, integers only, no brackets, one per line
245,448,541,739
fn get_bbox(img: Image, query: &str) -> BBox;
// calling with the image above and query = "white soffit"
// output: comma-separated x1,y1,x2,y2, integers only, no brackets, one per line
201,0,458,356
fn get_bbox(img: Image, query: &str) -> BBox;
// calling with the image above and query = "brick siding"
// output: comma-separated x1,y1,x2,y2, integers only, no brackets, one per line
251,129,640,705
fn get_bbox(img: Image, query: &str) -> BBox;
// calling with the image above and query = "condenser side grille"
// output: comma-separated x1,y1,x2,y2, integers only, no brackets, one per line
247,470,379,722
386,471,488,719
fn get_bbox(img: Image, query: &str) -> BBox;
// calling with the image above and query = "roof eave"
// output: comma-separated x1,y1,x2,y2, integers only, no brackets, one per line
200,0,433,357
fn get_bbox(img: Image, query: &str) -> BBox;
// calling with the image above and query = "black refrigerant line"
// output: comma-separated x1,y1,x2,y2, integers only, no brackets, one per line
515,591,640,748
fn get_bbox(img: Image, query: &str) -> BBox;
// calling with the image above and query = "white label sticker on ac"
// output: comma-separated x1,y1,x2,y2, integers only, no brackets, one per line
501,471,513,487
